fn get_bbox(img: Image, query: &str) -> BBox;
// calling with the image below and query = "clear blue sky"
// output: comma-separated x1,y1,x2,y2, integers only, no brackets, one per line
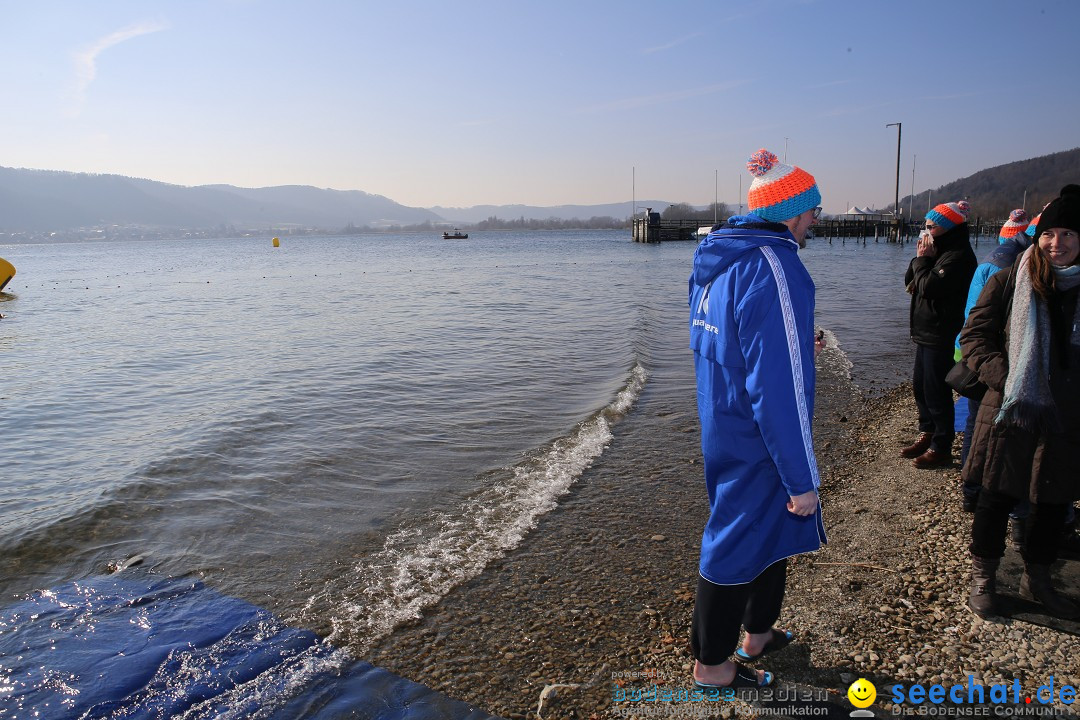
3,0,1077,215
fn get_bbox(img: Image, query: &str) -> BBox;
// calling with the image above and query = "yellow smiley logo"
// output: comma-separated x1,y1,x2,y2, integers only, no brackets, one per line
847,678,876,708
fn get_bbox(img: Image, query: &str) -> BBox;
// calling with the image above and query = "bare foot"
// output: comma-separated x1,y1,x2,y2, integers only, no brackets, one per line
693,660,766,687
740,629,774,658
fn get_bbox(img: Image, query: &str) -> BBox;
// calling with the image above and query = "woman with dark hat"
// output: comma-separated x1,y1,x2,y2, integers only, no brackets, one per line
961,185,1080,619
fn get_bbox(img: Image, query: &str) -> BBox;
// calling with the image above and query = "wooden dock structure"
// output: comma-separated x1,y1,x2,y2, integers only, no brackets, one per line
815,218,1010,248
634,214,1008,248
632,215,701,243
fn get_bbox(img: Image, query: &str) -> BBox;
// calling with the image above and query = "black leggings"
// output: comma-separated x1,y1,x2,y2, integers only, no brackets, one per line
970,488,1068,565
690,559,787,665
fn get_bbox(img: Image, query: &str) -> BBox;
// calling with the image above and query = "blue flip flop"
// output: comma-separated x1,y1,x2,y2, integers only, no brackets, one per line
693,662,773,689
734,628,794,662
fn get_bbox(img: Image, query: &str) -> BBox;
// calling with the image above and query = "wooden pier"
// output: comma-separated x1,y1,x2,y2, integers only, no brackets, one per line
633,215,1007,247
814,218,1009,248
632,215,701,243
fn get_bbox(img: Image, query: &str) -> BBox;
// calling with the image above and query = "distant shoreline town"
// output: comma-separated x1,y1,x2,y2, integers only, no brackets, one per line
0,217,636,245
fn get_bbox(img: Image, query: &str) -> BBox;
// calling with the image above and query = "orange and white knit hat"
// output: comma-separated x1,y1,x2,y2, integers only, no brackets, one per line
745,149,821,223
998,209,1028,242
925,200,970,230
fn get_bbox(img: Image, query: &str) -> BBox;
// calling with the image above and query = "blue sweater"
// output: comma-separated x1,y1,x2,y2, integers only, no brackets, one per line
956,235,1030,355
688,214,827,585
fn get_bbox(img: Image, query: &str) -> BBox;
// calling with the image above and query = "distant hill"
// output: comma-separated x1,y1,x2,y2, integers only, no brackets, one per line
890,147,1080,221
0,166,668,234
0,167,441,232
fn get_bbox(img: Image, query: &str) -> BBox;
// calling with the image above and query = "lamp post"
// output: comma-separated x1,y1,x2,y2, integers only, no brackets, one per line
886,123,902,240
909,154,916,239
714,169,718,225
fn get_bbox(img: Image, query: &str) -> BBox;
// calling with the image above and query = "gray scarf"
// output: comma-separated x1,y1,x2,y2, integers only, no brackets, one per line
996,247,1080,432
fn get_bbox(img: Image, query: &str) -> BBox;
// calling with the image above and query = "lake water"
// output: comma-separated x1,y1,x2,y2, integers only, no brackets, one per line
0,229,922,712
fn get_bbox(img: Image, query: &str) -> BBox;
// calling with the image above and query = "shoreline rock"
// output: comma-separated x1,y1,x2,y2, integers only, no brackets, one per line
365,382,1080,719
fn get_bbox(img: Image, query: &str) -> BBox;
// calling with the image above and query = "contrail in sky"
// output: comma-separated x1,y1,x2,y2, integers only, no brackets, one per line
69,20,169,115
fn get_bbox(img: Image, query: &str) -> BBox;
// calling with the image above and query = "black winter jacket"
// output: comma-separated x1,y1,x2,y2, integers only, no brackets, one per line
905,223,977,347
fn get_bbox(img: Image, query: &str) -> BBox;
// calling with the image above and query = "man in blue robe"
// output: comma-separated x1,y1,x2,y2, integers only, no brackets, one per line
688,148,827,689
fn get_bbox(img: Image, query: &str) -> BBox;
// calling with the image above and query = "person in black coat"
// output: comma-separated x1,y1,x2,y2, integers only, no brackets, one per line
900,201,977,468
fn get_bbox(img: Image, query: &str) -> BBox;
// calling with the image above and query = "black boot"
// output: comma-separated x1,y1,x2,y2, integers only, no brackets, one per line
1020,563,1080,619
968,555,999,618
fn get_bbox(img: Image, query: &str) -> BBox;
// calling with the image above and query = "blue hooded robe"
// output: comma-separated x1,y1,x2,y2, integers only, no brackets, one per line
688,214,827,585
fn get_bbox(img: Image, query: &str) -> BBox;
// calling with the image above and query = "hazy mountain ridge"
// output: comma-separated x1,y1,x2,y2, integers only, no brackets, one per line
0,166,671,235
200,184,443,227
892,147,1080,221
3,147,1078,235
0,168,441,233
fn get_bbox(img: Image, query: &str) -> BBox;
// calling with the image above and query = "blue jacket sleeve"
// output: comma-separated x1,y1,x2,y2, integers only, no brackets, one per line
956,262,1007,353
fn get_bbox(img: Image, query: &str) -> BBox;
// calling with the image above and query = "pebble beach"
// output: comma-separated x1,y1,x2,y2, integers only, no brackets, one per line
364,362,1080,719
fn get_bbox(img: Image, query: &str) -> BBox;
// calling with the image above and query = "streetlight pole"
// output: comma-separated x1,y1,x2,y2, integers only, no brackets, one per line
909,154,916,237
886,123,902,239
714,169,718,225
784,137,789,162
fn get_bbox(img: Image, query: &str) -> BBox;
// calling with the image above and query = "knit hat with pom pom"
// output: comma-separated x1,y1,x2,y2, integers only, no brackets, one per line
925,200,970,231
998,209,1029,243
1034,184,1080,238
745,149,821,223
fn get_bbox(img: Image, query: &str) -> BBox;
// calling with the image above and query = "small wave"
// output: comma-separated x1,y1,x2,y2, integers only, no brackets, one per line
172,643,352,720
817,328,854,381
302,363,649,651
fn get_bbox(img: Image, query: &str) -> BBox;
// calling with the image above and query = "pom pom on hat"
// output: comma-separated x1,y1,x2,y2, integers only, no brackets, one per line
998,209,1028,243
925,200,970,231
747,149,780,177
745,148,821,223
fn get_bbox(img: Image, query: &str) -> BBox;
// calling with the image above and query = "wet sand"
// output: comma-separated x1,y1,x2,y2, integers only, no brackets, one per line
365,359,1080,719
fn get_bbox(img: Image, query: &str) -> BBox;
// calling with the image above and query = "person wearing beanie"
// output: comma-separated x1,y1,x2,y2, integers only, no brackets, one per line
1025,213,1041,239
961,184,1080,619
1023,197,1055,239
688,149,825,689
955,209,1031,511
900,200,977,469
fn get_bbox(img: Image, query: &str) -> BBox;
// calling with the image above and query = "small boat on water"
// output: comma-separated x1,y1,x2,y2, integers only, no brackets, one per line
442,229,468,239
0,257,15,292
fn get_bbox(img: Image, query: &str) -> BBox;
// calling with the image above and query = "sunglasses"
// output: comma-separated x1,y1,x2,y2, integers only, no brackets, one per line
812,207,822,220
